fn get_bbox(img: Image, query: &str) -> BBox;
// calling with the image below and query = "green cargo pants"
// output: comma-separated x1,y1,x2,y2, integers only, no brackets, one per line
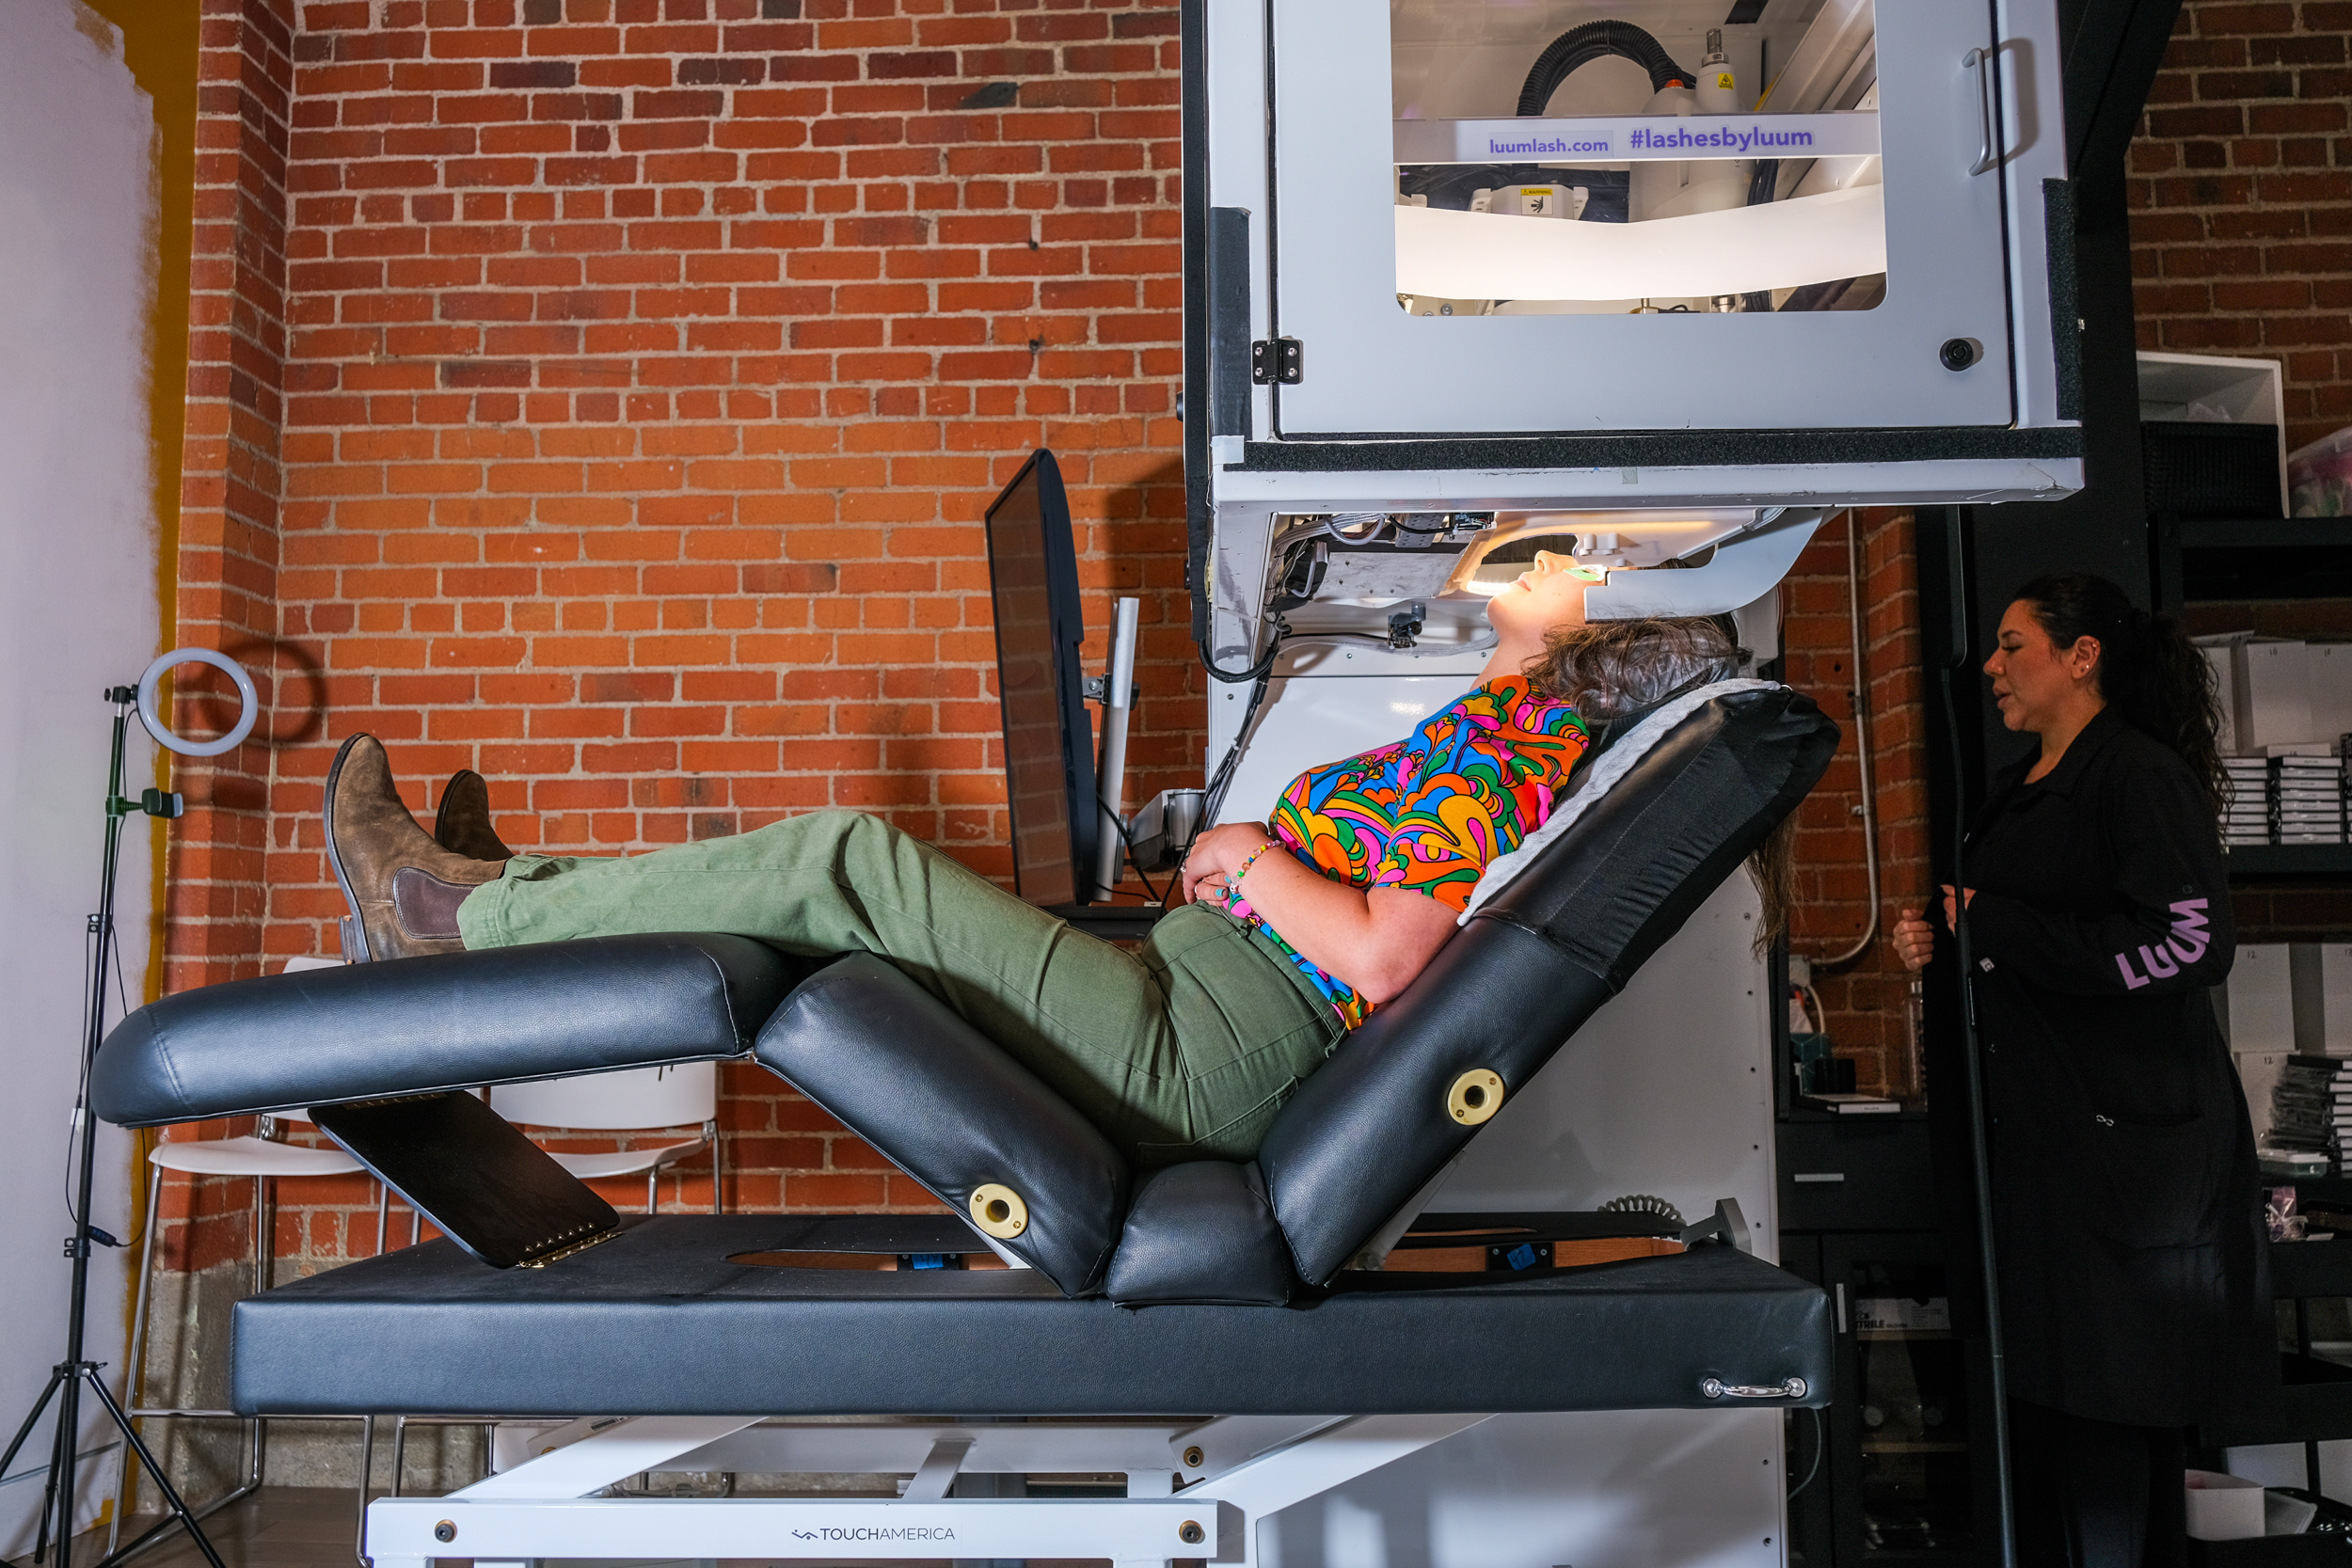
456,809,1346,1165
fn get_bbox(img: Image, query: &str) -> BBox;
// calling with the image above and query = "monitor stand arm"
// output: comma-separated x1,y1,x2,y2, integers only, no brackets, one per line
1087,595,1141,900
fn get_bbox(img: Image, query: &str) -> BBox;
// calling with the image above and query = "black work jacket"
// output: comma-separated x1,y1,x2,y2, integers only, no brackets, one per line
1961,705,2265,1428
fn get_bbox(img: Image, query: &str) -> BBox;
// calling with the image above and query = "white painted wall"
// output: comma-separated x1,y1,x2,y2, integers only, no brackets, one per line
0,0,163,1550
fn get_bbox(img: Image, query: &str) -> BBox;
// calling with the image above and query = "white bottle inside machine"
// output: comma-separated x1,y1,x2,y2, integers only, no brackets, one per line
1628,28,1753,224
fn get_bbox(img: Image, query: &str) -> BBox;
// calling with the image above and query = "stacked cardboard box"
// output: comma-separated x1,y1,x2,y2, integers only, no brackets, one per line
2238,947,2352,1168
2202,638,2350,846
2222,757,2273,846
2276,754,2347,845
2270,1057,2352,1169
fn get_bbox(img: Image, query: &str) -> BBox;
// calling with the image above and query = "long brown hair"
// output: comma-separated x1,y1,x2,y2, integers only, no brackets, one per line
1526,615,1791,951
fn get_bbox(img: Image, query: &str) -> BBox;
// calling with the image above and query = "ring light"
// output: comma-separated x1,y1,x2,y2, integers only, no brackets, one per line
135,648,258,758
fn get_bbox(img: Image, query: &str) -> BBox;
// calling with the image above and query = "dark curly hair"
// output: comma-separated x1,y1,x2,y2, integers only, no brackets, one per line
1526,615,1791,951
1523,614,1743,717
2011,574,2227,814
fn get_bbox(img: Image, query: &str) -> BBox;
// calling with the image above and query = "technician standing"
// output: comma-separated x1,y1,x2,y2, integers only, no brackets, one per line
1895,574,2262,1568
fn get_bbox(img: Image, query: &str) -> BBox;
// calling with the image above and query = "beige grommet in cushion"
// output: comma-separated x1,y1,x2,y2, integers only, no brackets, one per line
1447,1069,1504,1126
969,1183,1029,1239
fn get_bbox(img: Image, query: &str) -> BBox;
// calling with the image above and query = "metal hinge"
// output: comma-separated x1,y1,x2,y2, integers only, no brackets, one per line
1701,1376,1810,1401
1250,337,1303,385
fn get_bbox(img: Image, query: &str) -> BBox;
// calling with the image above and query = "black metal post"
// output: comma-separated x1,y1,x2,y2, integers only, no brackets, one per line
1942,663,2018,1568
0,689,220,1568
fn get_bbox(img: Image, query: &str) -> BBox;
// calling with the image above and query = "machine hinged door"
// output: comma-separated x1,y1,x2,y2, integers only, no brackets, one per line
1265,0,2016,438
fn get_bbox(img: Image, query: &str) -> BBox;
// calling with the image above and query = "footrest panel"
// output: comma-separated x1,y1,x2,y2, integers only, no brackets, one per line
94,935,818,1126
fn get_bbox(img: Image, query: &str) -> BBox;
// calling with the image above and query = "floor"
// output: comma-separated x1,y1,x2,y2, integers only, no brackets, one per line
92,1489,360,1568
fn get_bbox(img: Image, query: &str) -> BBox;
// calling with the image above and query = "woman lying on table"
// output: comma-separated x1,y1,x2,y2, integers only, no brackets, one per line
324,556,1747,1166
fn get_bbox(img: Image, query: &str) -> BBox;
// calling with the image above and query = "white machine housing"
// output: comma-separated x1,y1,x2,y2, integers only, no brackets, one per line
1189,0,2077,692
1166,3,2075,1560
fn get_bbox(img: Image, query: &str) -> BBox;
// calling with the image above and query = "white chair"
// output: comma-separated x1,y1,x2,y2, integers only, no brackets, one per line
489,1062,723,1213
110,954,379,1558
370,1068,723,1532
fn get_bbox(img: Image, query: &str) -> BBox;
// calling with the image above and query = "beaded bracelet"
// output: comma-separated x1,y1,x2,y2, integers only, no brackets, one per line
1230,838,1279,889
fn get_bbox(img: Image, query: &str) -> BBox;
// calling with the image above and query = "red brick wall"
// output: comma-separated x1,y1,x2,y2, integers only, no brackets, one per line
2134,0,2352,942
2132,0,2352,451
155,0,299,1275
1778,509,1932,1100
170,0,294,996
160,0,1191,1274
153,0,2352,1274
1772,0,2352,1093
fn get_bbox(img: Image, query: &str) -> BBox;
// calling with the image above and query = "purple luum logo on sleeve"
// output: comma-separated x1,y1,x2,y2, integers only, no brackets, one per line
2113,899,2211,990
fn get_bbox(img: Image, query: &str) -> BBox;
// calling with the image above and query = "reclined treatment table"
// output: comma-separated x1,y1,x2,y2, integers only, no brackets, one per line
92,687,1839,1567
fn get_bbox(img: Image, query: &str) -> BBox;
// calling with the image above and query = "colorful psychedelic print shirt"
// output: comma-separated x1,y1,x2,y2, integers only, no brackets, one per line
1217,673,1589,1029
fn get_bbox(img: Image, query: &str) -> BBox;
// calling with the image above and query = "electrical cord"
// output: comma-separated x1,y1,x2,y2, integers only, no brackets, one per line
1815,510,1883,968
1787,1407,1825,1499
1198,627,1282,685
1279,620,1499,657
1200,663,1277,833
67,917,100,1226
1095,793,1168,905
67,828,133,1234
1195,617,1289,834
1517,20,1693,115
1284,630,1426,653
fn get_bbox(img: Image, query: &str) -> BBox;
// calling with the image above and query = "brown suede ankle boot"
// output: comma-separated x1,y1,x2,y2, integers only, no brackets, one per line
433,768,515,862
325,735,503,962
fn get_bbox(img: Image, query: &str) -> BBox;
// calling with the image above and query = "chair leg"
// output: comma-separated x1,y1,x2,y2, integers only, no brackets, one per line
355,1414,374,1568
243,1410,266,1500
247,1176,275,1492
646,1162,658,1216
377,1185,425,1250
106,1165,167,1554
709,1121,723,1216
390,1416,406,1498
250,1174,268,1296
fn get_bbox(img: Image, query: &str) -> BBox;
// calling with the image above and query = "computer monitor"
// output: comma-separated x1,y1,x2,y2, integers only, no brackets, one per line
984,450,1101,908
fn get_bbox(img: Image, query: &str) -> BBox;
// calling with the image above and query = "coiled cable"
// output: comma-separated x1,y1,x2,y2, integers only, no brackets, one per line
1517,20,1694,117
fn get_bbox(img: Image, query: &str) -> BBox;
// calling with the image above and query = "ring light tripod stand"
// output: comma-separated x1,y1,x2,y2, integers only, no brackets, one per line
0,651,256,1568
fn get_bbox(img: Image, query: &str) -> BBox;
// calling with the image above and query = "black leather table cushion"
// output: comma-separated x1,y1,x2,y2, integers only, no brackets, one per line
753,955,1131,1296
93,935,816,1126
231,1216,1828,1417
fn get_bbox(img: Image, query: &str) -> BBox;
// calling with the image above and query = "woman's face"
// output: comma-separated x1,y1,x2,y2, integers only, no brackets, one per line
1984,599,2102,735
1486,550,1594,641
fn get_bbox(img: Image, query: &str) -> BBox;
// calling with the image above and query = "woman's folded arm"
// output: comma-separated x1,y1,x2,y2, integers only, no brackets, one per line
1231,851,1461,1005
1181,822,1461,1006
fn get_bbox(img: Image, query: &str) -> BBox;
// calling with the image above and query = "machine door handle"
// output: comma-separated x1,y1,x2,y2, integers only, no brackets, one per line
1701,1377,1810,1401
1963,46,1999,176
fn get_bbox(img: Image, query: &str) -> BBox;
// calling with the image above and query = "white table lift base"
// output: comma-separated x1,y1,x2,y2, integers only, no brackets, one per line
361,1410,1494,1567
